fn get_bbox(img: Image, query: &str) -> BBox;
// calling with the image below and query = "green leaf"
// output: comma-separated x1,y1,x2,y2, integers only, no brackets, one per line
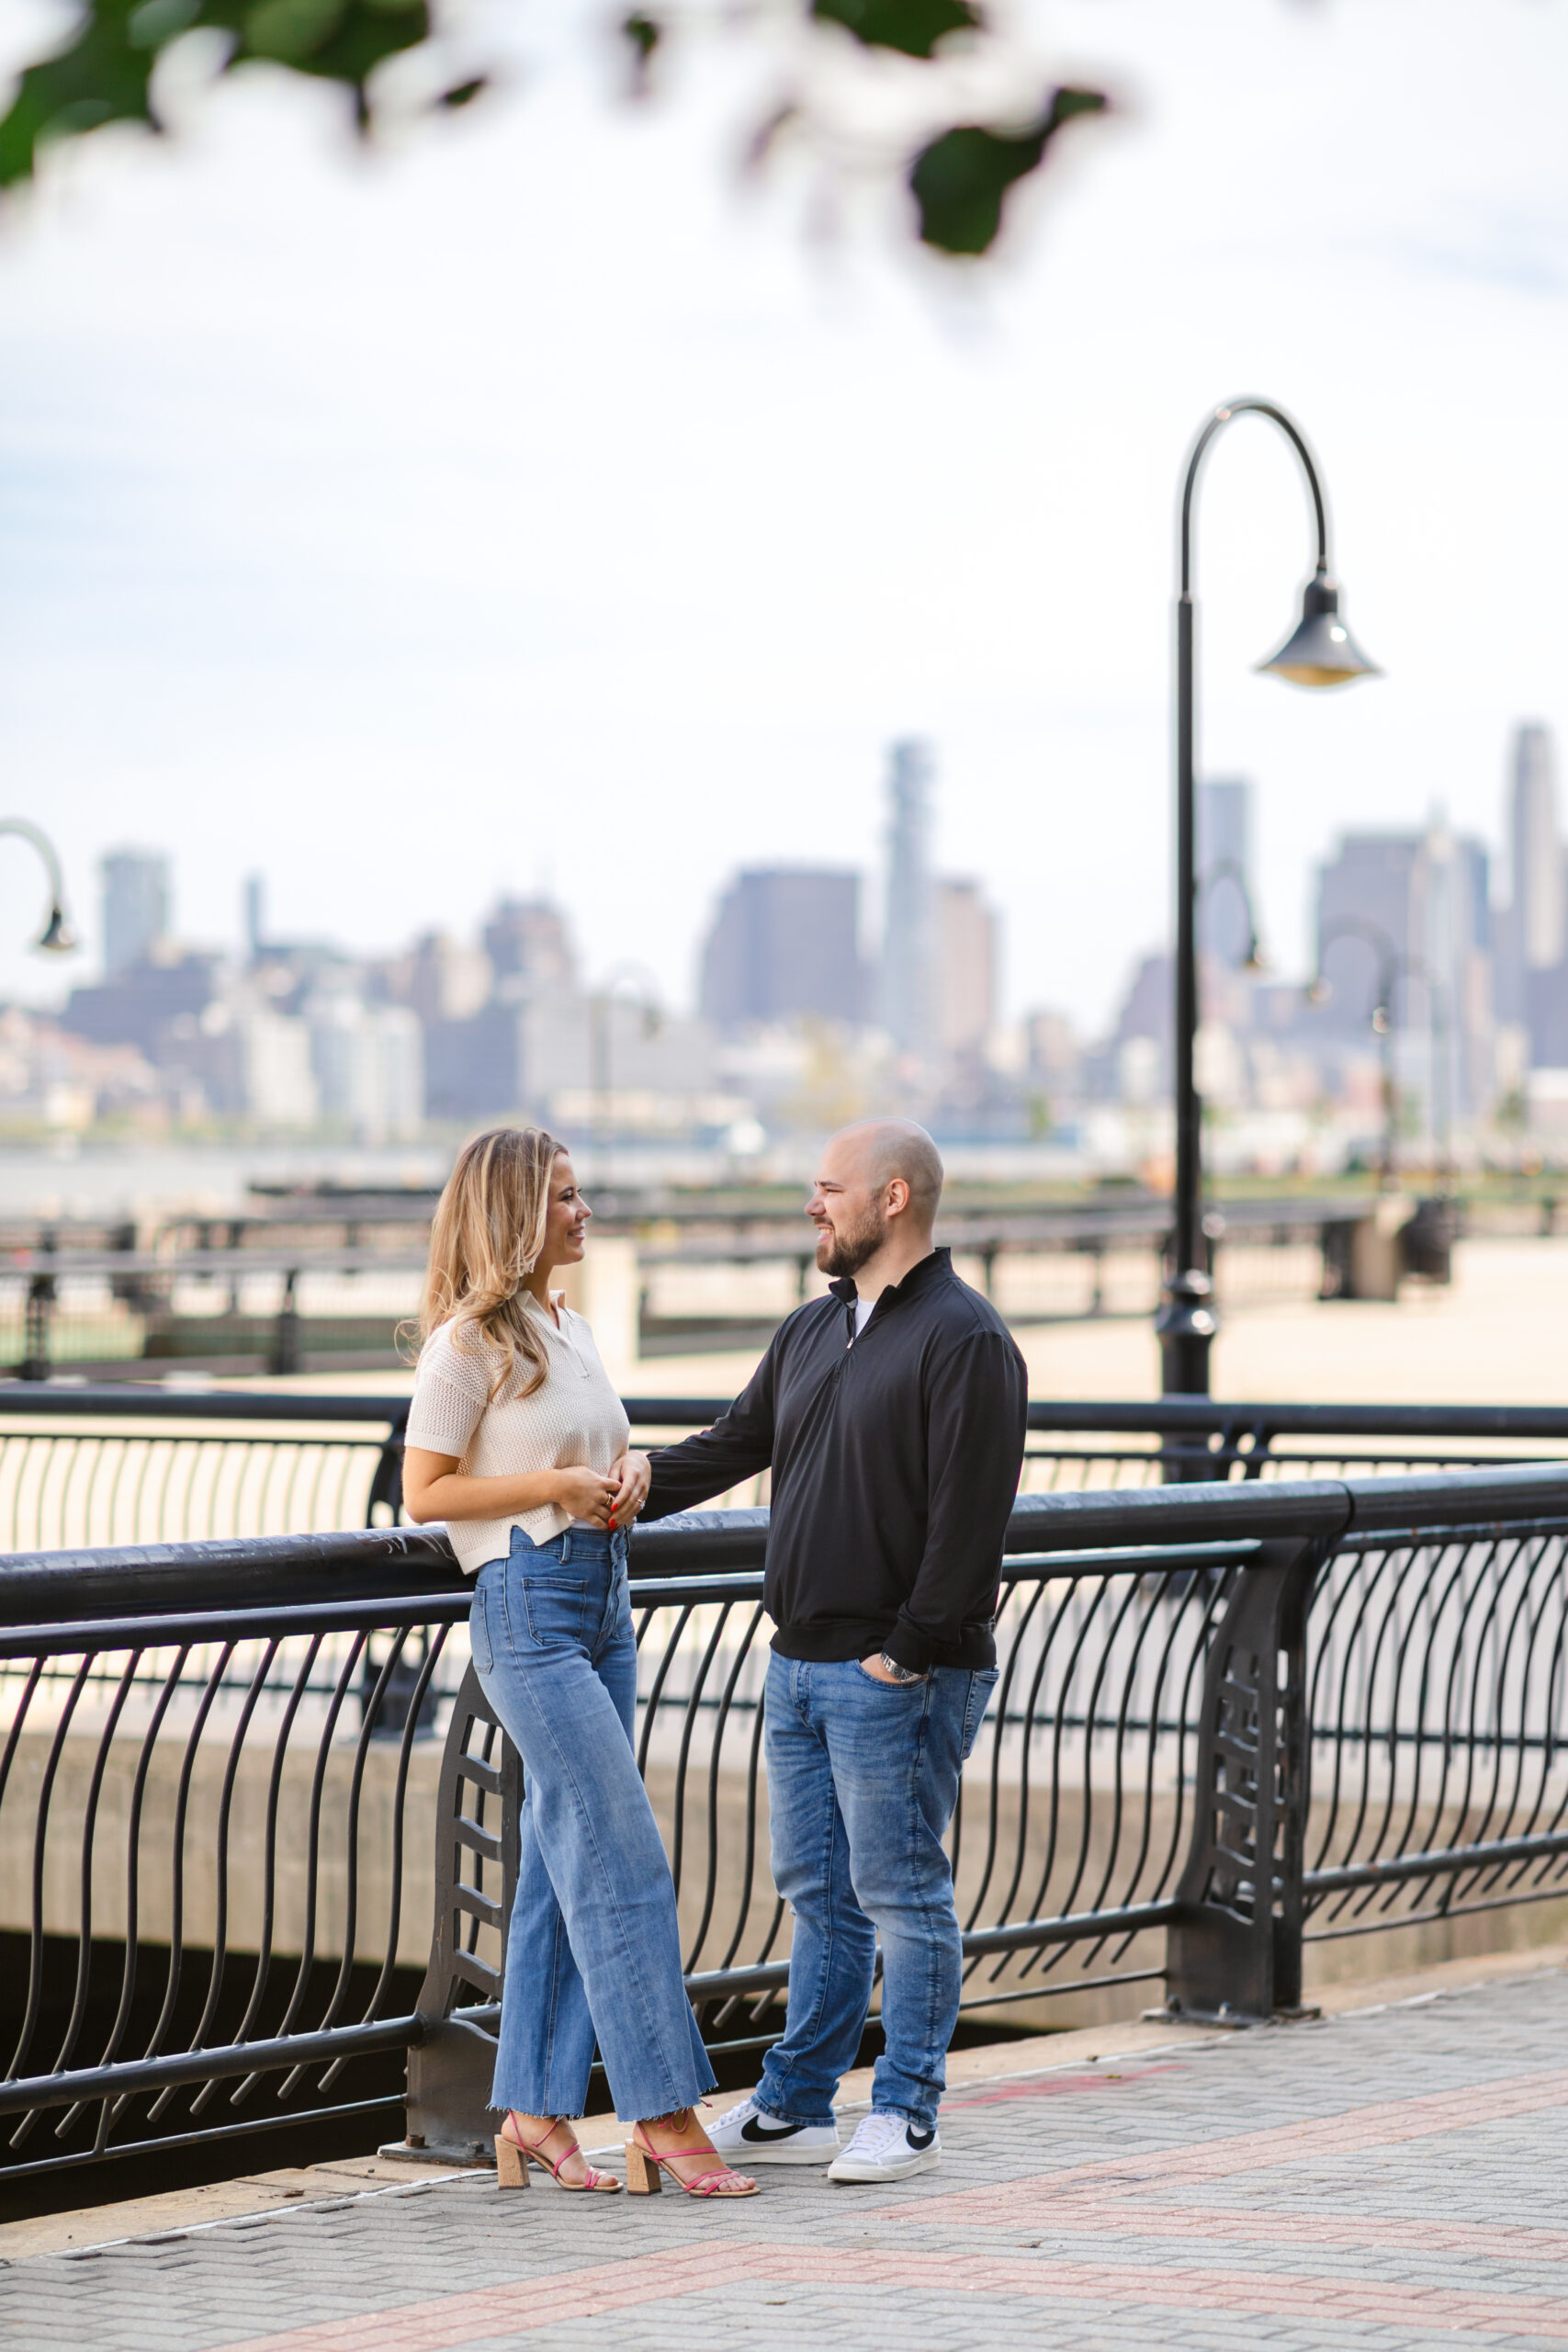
244,0,345,66
620,13,660,96
236,0,427,92
908,85,1106,254
0,0,433,188
812,0,978,61
0,3,159,188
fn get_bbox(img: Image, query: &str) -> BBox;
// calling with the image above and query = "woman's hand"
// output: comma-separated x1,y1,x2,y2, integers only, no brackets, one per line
609,1450,652,1528
553,1465,621,1526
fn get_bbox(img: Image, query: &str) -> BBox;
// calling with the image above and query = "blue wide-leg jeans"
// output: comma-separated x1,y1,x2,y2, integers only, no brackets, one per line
754,1653,998,2133
469,1523,716,2122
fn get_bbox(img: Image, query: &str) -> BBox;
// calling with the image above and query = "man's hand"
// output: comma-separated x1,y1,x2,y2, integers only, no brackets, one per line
609,1449,652,1528
860,1652,921,1685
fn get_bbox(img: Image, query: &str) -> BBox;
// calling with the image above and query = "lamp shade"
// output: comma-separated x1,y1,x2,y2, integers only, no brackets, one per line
1258,569,1381,688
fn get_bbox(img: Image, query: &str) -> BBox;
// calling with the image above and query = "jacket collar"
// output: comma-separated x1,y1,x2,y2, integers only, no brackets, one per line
829,1246,951,1321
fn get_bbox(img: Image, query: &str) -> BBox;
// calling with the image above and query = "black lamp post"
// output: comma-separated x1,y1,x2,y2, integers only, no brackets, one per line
1308,917,1401,1189
0,820,77,955
1156,400,1381,1397
1201,857,1268,975
1308,926,1449,1195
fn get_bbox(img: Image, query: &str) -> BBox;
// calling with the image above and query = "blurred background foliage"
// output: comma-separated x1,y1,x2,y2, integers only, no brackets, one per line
0,0,1109,254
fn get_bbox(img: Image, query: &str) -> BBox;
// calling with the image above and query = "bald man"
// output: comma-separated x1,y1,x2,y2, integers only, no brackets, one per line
642,1120,1027,2183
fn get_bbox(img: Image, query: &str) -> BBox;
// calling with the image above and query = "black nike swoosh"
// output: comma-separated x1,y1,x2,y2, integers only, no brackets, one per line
740,2117,807,2142
906,2128,936,2150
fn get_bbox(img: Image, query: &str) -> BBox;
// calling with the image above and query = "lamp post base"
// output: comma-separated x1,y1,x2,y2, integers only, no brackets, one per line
1156,1270,1218,1401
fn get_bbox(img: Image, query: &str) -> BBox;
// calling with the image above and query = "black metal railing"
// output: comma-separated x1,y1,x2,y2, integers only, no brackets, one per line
5,1384,1568,1553
6,1460,1568,2183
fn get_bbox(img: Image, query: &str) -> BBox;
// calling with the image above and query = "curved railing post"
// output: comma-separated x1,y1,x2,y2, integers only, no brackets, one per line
1158,1535,1325,2022
389,1662,521,2165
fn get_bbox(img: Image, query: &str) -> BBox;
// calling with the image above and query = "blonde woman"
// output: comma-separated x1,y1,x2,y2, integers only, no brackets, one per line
402,1127,756,2200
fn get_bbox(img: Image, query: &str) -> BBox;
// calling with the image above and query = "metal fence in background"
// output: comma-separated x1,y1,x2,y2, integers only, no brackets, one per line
6,1463,1568,2187
5,1385,1568,1554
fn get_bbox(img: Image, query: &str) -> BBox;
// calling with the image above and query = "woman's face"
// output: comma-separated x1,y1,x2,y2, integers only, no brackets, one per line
541,1153,591,1269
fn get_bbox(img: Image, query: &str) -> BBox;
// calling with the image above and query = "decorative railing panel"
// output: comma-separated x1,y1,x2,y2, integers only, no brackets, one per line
6,1462,1568,2189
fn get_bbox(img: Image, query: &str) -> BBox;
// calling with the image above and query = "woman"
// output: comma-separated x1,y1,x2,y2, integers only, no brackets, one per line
402,1125,756,2199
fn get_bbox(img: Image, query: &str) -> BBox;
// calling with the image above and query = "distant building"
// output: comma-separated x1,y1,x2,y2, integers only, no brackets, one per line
1492,724,1565,1064
879,740,935,1061
308,996,424,1140
424,1002,527,1123
61,954,221,1056
934,880,997,1060
404,933,493,1027
1197,778,1256,969
1314,824,1493,1118
102,851,170,976
1511,725,1562,973
483,898,577,991
243,874,266,965
241,1008,319,1127
699,870,865,1030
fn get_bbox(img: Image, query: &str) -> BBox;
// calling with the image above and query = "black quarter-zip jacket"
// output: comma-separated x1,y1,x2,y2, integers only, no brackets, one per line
641,1247,1028,1672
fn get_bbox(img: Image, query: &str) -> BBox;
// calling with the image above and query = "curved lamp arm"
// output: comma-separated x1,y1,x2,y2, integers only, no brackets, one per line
1309,916,1397,1016
1180,398,1328,598
1198,857,1265,971
0,819,77,953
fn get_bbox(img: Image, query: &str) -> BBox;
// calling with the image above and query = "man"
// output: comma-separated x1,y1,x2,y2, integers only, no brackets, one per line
641,1119,1028,2182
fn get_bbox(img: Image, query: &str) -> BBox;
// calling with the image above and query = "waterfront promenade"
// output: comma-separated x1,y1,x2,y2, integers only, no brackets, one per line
5,1953,1566,2351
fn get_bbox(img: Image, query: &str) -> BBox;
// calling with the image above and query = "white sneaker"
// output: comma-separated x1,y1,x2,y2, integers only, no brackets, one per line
827,2109,940,2183
707,2095,841,2165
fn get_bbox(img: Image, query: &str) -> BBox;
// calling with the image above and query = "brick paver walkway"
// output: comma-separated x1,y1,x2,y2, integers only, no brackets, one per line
5,1969,1567,2352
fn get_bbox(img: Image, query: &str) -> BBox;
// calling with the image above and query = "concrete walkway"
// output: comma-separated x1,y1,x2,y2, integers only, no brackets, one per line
5,1956,1568,2352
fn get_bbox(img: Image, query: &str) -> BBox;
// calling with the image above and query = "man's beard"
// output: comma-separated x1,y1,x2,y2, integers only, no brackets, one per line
816,1205,888,1280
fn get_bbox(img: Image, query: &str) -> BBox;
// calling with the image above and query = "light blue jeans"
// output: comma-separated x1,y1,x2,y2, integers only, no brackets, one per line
755,1653,998,2133
469,1522,716,2121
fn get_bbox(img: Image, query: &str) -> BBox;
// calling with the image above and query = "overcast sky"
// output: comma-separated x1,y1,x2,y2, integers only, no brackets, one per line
1,0,1565,1034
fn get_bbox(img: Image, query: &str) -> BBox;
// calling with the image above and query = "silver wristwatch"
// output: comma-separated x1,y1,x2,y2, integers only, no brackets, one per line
878,1652,924,1684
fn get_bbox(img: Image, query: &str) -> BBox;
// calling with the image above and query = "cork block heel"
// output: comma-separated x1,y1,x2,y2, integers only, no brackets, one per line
494,2133,531,2189
624,2139,661,2195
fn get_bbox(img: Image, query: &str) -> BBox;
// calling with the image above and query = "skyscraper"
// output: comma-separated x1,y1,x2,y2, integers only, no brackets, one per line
483,898,577,992
699,870,865,1029
243,874,266,966
1196,778,1255,968
1510,724,1562,974
934,880,997,1059
879,739,935,1061
101,851,170,976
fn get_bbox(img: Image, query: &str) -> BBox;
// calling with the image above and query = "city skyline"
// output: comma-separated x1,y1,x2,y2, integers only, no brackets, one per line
27,718,1561,1041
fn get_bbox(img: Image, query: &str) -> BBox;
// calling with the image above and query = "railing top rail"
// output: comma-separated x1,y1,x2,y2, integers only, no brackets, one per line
1,1250,431,1277
6,1385,1568,1442
8,1460,1568,1626
0,1383,412,1422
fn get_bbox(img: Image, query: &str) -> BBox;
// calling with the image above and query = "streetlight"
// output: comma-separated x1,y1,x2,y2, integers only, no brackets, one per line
1308,918,1401,1189
0,820,77,954
1156,400,1381,1398
1201,858,1267,975
1307,924,1450,1193
589,962,662,1191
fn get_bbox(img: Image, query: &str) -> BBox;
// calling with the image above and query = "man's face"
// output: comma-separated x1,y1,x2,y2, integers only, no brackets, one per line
807,1140,888,1280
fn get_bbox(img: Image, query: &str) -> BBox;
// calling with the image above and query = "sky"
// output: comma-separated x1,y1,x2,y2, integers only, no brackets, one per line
1,0,1566,1035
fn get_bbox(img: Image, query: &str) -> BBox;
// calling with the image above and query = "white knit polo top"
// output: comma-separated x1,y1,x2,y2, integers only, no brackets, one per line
404,1297,631,1575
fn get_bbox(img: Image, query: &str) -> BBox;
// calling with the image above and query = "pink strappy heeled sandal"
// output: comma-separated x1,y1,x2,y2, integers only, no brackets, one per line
624,2108,759,2198
495,2115,622,2192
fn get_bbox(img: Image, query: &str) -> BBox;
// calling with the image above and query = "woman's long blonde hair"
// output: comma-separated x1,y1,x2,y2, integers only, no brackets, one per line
413,1125,566,1400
